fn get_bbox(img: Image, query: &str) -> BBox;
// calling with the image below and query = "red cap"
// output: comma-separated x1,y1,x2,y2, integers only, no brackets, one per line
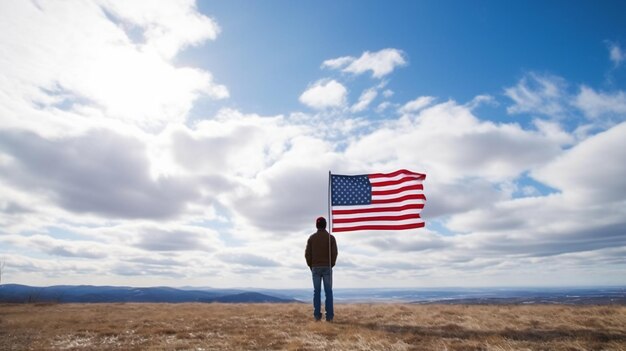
316,216,326,228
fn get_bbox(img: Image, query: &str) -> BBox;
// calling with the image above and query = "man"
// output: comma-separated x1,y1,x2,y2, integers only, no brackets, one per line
305,216,338,322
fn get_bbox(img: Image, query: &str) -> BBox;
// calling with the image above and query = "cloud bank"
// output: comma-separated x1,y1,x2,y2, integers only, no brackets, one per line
0,2,625,288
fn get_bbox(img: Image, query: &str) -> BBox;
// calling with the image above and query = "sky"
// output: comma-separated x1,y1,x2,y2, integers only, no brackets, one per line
0,0,625,289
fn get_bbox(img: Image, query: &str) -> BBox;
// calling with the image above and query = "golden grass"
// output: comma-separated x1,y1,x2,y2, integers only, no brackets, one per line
1,303,625,350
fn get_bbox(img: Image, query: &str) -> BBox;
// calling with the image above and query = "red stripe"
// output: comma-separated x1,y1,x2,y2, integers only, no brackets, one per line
368,169,426,179
371,194,426,204
371,184,423,196
333,222,425,232
370,176,423,187
332,203,424,215
332,214,421,224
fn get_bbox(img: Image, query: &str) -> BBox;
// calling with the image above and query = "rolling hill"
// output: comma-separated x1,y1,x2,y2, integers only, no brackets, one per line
0,284,299,304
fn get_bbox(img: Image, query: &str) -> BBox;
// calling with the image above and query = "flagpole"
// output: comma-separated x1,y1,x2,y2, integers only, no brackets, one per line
328,170,332,279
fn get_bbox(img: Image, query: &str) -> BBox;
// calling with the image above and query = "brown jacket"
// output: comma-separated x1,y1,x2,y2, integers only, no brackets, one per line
305,229,338,268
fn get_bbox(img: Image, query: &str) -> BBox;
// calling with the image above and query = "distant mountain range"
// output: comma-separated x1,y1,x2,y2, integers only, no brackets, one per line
0,284,624,304
0,284,299,304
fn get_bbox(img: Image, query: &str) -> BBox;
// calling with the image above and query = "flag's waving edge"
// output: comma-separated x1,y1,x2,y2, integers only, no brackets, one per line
330,169,426,232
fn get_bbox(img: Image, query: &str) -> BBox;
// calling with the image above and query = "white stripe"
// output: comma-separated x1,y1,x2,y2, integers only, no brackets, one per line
333,218,424,228
371,179,423,191
332,199,425,211
372,189,423,201
369,172,422,182
332,208,421,220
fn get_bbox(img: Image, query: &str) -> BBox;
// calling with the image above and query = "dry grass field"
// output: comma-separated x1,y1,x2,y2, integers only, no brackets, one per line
1,303,625,350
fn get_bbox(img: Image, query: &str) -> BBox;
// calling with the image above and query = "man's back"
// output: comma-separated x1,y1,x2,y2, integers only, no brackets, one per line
305,217,337,322
305,229,338,268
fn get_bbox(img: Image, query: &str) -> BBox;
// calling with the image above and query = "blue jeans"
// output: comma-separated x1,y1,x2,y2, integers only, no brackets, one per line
311,267,333,321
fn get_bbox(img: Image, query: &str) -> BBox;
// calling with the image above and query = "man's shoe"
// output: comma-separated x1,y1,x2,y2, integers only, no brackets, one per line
326,319,333,323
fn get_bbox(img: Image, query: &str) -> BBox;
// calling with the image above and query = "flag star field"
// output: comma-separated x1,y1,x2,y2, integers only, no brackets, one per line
331,175,372,206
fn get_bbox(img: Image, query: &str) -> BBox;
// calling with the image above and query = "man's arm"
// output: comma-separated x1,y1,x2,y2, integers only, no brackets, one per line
331,236,338,267
305,237,312,268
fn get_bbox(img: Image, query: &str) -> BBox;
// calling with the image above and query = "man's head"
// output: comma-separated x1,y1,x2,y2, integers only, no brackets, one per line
316,216,327,229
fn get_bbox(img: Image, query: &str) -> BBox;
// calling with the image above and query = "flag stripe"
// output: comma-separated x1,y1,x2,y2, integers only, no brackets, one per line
371,194,426,204
333,222,425,232
333,208,420,219
333,213,420,223
367,200,425,208
368,169,426,179
371,184,423,195
333,217,423,227
369,176,421,187
374,179,423,192
372,188,423,201
332,203,424,215
334,199,425,212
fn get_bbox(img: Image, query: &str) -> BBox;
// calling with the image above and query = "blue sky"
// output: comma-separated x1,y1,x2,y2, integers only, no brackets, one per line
186,1,626,117
0,0,625,288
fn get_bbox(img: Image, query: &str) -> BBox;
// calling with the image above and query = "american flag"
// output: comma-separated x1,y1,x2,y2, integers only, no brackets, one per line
330,169,426,232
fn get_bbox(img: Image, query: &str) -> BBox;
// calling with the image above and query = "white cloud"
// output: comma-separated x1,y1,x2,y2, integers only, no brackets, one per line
226,135,337,234
424,178,507,218
608,42,625,67
322,48,406,78
1,234,108,259
398,96,435,114
0,129,198,219
573,86,626,119
299,79,347,110
1,253,103,280
444,122,626,263
465,94,496,110
132,227,217,252
533,121,626,203
0,0,227,132
532,119,574,145
350,88,378,113
348,100,566,183
170,108,307,179
97,0,221,59
217,252,281,267
321,56,354,70
506,74,626,125
376,101,393,112
505,73,567,117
